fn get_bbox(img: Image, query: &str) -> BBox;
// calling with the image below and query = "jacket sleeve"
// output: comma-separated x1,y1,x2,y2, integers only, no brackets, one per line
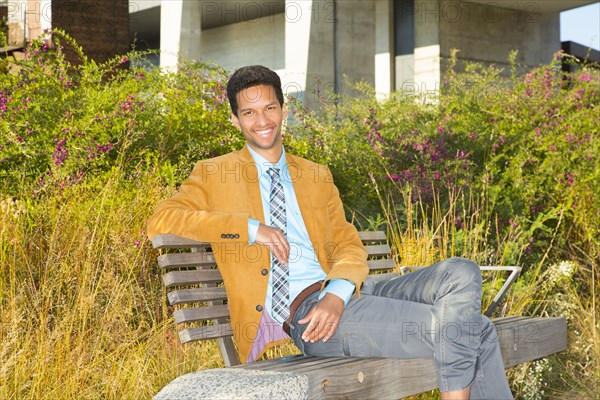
321,167,369,295
147,160,250,244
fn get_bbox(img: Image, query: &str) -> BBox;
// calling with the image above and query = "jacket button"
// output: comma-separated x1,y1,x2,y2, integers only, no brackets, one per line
261,269,268,276
256,305,263,312
234,234,240,239
221,234,226,239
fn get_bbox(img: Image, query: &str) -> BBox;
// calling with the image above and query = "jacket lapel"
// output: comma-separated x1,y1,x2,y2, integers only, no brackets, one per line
239,145,265,223
287,154,318,245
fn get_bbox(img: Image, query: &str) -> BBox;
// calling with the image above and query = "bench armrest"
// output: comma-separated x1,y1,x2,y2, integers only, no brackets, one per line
399,265,522,317
479,266,521,317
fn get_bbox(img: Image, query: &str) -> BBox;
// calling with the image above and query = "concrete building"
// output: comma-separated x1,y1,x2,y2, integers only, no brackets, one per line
129,0,597,108
52,0,130,64
3,1,596,105
2,0,129,64
1,0,51,46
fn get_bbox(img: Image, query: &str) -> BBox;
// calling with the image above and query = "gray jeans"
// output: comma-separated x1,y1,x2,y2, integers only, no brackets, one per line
289,257,513,399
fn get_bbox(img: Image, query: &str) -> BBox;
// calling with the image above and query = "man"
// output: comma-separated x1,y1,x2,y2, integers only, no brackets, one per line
147,65,512,399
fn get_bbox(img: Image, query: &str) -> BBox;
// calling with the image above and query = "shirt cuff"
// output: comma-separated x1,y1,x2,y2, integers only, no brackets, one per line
248,218,260,244
319,279,356,306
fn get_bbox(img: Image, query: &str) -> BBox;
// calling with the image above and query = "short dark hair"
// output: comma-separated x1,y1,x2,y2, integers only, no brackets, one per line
226,65,284,116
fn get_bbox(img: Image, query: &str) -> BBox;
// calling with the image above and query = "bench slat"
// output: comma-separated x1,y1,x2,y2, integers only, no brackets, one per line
152,234,209,249
162,270,223,288
365,244,391,257
167,287,228,305
179,323,234,343
174,305,230,324
367,259,395,271
256,357,367,373
497,316,567,368
358,231,387,242
158,252,216,269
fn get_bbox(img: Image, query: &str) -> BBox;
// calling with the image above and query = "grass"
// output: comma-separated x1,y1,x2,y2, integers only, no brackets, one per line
0,167,223,399
368,178,600,399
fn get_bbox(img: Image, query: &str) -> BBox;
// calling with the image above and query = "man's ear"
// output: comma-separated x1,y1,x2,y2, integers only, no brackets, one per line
282,104,288,120
230,113,241,130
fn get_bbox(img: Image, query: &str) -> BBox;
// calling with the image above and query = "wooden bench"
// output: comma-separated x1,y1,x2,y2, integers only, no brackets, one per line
152,231,567,399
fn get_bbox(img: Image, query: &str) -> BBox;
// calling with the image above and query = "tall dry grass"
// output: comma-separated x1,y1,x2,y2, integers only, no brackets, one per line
0,167,225,399
368,178,600,399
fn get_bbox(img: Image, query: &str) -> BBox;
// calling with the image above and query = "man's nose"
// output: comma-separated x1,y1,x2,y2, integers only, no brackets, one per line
255,112,269,127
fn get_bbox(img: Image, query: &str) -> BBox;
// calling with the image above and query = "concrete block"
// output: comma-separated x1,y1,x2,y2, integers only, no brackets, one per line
153,368,309,400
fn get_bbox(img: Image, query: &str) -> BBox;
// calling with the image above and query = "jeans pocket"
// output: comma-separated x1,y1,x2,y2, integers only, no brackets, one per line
342,332,381,357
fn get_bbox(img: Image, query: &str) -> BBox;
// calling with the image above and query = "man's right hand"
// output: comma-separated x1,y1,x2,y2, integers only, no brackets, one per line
255,223,290,265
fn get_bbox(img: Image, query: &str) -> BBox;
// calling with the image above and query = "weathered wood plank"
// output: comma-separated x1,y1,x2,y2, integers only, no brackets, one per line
151,234,209,249
358,231,387,242
496,317,567,368
492,316,532,326
162,270,223,288
158,252,216,269
167,287,228,305
174,305,230,324
367,259,396,271
257,357,363,373
365,244,392,257
236,355,315,370
179,323,234,343
306,358,438,399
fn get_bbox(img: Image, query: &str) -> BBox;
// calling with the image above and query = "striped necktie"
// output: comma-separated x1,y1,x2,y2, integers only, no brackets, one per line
267,167,289,324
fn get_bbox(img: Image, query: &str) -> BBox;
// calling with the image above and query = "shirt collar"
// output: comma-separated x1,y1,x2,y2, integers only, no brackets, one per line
247,145,287,178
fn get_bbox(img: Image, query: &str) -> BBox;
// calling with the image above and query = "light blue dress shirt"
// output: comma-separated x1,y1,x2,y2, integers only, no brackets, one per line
246,146,355,321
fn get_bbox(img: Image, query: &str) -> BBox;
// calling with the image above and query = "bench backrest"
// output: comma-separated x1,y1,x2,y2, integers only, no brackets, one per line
152,230,394,366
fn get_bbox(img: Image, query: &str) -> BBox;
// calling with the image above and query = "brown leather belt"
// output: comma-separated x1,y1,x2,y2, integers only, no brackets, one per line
282,281,323,335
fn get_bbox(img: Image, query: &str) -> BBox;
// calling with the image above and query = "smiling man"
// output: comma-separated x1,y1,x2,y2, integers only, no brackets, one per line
147,65,513,400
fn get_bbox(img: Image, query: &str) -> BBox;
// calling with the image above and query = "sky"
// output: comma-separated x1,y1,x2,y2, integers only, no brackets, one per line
560,2,600,50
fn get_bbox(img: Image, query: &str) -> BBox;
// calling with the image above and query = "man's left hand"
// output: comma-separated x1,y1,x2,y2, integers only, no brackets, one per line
298,292,344,343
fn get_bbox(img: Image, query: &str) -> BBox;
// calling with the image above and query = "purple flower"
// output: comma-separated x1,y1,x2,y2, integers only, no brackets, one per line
53,137,68,166
95,143,114,153
566,173,575,186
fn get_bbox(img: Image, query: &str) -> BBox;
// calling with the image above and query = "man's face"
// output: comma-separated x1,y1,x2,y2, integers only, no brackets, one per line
231,85,286,160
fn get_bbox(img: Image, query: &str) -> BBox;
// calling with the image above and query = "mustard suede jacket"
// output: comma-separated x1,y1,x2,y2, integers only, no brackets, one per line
147,145,369,362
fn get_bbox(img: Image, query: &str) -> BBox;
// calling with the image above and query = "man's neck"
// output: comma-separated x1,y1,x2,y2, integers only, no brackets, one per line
247,144,283,164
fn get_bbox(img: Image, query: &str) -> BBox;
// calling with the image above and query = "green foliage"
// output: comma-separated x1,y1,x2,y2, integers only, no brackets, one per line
0,30,239,197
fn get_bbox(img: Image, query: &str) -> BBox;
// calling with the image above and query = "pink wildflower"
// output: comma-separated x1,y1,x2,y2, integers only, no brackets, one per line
578,73,591,82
